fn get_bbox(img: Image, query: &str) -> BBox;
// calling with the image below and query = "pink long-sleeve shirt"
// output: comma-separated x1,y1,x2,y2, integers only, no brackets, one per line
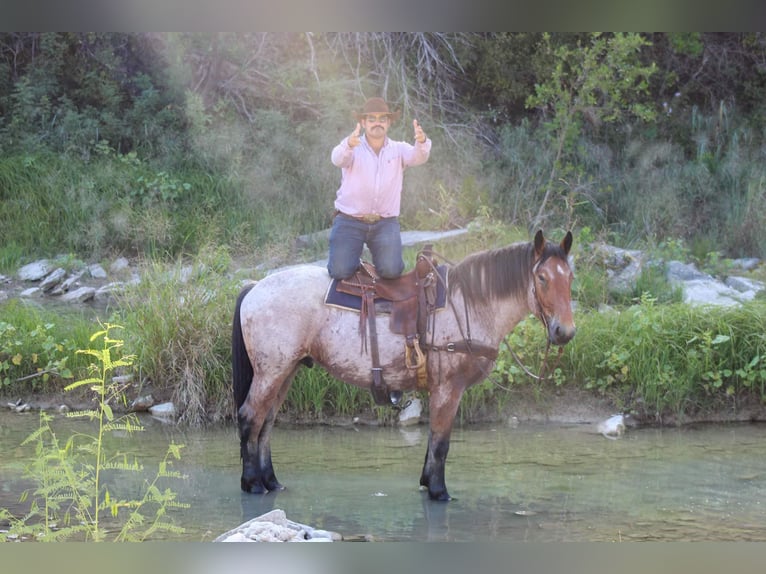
331,135,431,218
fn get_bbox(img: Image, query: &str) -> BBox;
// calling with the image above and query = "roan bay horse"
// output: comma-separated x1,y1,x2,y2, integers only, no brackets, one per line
232,230,575,501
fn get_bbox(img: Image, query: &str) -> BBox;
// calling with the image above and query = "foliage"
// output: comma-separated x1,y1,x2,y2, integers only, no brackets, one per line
562,297,766,422
0,324,187,541
0,300,95,391
525,32,658,229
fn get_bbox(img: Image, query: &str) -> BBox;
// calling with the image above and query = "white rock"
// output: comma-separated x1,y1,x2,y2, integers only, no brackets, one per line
725,276,765,294
88,263,108,279
149,402,176,418
60,286,96,303
18,260,51,281
221,532,250,542
398,396,422,426
597,414,625,439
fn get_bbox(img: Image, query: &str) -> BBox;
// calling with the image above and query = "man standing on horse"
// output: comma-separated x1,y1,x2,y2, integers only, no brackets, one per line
327,97,431,280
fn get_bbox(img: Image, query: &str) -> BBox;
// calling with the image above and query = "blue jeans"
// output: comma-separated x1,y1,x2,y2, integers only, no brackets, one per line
327,214,404,280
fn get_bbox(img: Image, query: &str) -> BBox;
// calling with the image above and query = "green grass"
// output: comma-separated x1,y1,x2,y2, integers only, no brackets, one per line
562,297,766,422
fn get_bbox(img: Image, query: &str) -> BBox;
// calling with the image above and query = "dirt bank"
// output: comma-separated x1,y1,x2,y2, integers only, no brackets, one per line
6,384,766,430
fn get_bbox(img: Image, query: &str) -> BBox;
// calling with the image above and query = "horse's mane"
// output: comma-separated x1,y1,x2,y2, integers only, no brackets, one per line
447,239,567,306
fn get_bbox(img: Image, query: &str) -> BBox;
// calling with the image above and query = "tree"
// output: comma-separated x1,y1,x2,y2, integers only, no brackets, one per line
525,33,657,229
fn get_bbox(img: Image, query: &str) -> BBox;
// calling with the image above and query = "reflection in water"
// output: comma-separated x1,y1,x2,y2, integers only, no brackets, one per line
3,409,766,541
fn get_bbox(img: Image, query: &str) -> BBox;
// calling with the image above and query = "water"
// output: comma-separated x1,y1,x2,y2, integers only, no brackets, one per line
2,408,766,541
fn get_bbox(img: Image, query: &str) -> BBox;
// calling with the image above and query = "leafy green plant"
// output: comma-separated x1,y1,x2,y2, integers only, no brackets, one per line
564,297,766,422
0,320,75,389
0,324,188,542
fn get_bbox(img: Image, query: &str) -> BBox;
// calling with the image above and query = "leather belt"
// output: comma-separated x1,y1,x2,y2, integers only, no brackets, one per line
336,210,383,224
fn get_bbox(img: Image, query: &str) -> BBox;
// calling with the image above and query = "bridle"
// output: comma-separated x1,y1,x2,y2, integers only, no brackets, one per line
503,256,566,382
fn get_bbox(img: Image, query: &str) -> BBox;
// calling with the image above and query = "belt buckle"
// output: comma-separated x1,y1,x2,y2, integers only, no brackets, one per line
360,214,381,224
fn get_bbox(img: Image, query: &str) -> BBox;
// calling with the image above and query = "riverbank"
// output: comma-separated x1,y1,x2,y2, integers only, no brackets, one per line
6,382,766,432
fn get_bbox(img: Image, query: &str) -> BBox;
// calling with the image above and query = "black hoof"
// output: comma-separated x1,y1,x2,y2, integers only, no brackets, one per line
241,478,268,494
429,489,452,502
264,479,285,492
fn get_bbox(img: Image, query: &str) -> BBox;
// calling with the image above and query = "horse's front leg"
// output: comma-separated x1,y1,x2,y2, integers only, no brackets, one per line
420,431,452,501
420,383,464,501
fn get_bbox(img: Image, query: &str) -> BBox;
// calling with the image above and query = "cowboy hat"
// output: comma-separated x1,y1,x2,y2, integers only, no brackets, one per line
355,97,401,123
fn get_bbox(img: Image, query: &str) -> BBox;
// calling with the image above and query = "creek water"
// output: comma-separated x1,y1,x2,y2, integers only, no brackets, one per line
2,408,766,542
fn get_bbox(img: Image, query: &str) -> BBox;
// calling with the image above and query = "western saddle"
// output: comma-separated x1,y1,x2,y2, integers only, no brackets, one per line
334,245,439,405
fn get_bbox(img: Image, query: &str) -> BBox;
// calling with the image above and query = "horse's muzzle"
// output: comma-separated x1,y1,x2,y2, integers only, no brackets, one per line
548,319,576,346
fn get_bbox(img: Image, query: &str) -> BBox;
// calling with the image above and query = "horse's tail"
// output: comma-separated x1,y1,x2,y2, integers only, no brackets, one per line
232,283,256,411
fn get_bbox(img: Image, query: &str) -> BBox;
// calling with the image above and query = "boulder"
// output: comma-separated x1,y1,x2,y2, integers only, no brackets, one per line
149,402,176,418
398,397,422,426
60,286,96,303
18,260,51,281
39,268,67,292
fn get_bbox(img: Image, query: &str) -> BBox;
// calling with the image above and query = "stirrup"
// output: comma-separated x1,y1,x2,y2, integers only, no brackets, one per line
405,338,426,370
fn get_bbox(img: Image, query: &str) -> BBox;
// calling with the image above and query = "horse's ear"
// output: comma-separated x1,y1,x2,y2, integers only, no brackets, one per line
534,230,545,259
561,231,573,256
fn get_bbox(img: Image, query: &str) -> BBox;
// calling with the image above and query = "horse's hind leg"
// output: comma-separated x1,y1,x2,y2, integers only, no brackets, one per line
239,405,268,494
239,369,296,494
255,374,294,491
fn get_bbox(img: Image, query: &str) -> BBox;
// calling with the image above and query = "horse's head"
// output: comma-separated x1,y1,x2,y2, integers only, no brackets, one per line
530,230,576,346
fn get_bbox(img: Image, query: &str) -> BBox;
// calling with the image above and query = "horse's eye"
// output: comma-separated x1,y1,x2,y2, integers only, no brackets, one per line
537,274,547,285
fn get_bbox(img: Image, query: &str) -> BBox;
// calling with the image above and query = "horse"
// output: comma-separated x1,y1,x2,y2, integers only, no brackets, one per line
232,230,576,501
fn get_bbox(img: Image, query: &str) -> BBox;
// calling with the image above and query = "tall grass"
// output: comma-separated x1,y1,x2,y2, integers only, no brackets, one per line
116,244,241,426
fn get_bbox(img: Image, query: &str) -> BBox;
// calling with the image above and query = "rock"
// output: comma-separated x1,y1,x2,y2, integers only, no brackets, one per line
666,261,755,307
593,244,646,295
400,229,469,246
130,394,154,412
597,414,625,439
398,397,422,426
88,263,108,279
17,260,51,281
59,271,84,292
110,257,130,274
666,260,711,282
60,286,96,303
149,402,176,418
20,287,41,298
731,258,760,271
679,279,748,307
214,509,343,542
39,268,67,292
220,532,250,543
725,276,765,296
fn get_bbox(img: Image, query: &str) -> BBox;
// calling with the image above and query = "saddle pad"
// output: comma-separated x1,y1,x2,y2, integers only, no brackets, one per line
324,265,448,312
